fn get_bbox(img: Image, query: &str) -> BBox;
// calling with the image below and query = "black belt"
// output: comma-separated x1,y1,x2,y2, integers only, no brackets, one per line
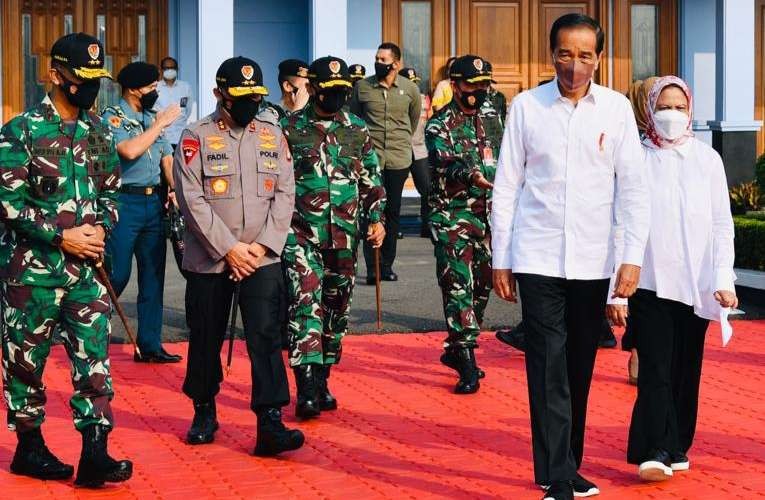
120,185,161,196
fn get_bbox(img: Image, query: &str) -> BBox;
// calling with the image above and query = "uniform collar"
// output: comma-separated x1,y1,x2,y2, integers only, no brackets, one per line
119,97,146,121
305,102,351,127
549,78,599,105
40,93,97,129
372,74,401,89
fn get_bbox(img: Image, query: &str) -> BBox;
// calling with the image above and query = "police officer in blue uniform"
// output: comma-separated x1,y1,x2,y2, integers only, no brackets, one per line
102,62,183,363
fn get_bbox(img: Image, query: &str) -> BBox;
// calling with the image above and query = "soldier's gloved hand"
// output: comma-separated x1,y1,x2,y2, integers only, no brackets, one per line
225,242,259,281
61,225,106,260
155,103,182,129
366,222,386,248
470,171,494,190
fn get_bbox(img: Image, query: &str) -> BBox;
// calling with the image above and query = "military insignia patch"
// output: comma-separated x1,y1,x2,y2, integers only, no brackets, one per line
297,67,309,77
258,127,275,142
210,164,228,173
262,178,275,193
473,58,484,71
88,44,100,60
206,136,226,151
181,137,200,165
216,119,227,131
263,160,278,171
329,60,341,74
108,116,122,128
211,177,229,195
408,69,414,78
241,65,254,80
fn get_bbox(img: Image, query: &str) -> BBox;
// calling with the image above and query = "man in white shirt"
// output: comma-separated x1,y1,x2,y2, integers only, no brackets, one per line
491,14,649,500
156,56,194,149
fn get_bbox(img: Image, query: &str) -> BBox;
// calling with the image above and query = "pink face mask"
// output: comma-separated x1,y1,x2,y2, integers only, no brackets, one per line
554,59,595,92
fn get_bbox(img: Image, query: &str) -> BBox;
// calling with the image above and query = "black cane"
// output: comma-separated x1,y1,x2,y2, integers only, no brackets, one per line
225,283,241,376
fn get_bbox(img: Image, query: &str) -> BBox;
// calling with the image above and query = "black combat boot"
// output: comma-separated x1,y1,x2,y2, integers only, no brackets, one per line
440,347,485,379
316,365,338,411
74,425,132,488
253,407,305,457
10,427,74,480
293,365,321,420
454,347,481,394
186,400,219,445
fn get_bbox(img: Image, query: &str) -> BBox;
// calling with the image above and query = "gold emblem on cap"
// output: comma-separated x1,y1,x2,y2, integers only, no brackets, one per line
87,44,100,61
473,58,484,71
329,60,341,74
408,69,414,77
297,67,308,77
241,65,255,81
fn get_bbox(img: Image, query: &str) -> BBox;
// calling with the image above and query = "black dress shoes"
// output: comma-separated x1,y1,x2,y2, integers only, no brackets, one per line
186,400,218,445
134,347,183,363
495,328,527,352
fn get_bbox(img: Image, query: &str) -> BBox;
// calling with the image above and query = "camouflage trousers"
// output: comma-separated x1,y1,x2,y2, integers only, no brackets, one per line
433,234,492,349
1,265,114,433
283,242,356,367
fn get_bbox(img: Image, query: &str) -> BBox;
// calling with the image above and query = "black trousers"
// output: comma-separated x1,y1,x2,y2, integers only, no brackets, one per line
364,168,409,274
410,157,431,225
182,264,290,411
515,273,609,484
626,289,709,464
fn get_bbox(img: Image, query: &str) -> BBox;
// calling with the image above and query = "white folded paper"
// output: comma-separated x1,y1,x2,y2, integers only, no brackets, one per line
719,307,733,347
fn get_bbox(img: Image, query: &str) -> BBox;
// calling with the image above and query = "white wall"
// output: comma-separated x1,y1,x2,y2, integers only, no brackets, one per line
679,0,716,144
198,0,234,116
346,0,382,69
310,0,348,60
169,0,200,121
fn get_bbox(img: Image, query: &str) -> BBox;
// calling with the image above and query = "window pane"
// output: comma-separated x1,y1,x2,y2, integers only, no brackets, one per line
22,14,45,109
64,14,74,35
401,1,431,93
96,15,120,111
631,4,658,81
137,15,147,62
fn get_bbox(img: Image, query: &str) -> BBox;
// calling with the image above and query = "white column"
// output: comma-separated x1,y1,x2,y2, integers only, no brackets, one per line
708,0,761,132
310,0,348,61
197,0,234,117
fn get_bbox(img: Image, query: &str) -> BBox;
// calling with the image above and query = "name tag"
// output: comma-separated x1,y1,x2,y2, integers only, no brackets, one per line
482,146,495,167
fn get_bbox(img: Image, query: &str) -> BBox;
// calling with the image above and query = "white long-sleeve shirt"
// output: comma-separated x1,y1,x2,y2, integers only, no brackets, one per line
157,79,194,145
491,80,649,284
607,138,736,320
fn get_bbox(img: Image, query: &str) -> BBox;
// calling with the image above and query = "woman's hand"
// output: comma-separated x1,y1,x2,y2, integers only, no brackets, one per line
714,290,738,309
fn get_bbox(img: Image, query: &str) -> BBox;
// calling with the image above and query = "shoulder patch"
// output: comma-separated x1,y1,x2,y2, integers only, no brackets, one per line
108,115,122,128
181,136,200,165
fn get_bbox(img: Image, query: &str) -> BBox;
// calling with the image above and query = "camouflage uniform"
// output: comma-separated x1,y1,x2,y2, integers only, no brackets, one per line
426,98,503,349
281,105,385,367
0,94,121,433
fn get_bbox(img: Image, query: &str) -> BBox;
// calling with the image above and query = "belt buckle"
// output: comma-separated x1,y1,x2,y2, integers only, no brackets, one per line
145,187,153,196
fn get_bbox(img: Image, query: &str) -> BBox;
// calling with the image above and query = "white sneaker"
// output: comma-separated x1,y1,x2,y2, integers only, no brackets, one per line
670,452,690,471
639,460,673,481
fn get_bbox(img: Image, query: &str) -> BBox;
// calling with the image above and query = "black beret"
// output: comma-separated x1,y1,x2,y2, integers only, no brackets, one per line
117,62,159,89
278,59,309,79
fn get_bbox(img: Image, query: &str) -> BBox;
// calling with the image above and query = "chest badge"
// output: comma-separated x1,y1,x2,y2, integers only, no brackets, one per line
206,136,226,151
262,177,275,193
108,116,122,128
211,178,229,195
258,127,277,150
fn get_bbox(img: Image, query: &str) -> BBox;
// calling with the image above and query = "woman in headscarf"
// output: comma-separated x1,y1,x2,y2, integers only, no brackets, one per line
607,76,737,481
621,76,659,385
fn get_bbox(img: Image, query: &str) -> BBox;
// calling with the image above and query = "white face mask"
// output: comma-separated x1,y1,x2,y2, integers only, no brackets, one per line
163,69,178,81
654,109,689,140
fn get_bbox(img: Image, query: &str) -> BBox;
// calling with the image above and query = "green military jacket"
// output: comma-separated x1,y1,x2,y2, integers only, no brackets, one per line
0,94,121,287
280,104,386,250
425,99,503,242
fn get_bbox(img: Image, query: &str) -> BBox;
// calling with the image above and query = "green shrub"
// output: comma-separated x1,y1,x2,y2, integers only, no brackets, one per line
734,216,765,271
744,211,765,221
730,182,763,215
756,153,765,189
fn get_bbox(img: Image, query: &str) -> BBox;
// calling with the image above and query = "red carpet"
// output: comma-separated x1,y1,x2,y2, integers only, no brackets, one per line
1,322,764,499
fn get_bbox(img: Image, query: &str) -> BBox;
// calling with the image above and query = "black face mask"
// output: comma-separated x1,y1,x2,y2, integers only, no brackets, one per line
225,97,259,127
59,75,100,110
315,88,349,114
139,90,159,110
374,62,394,80
457,88,488,110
